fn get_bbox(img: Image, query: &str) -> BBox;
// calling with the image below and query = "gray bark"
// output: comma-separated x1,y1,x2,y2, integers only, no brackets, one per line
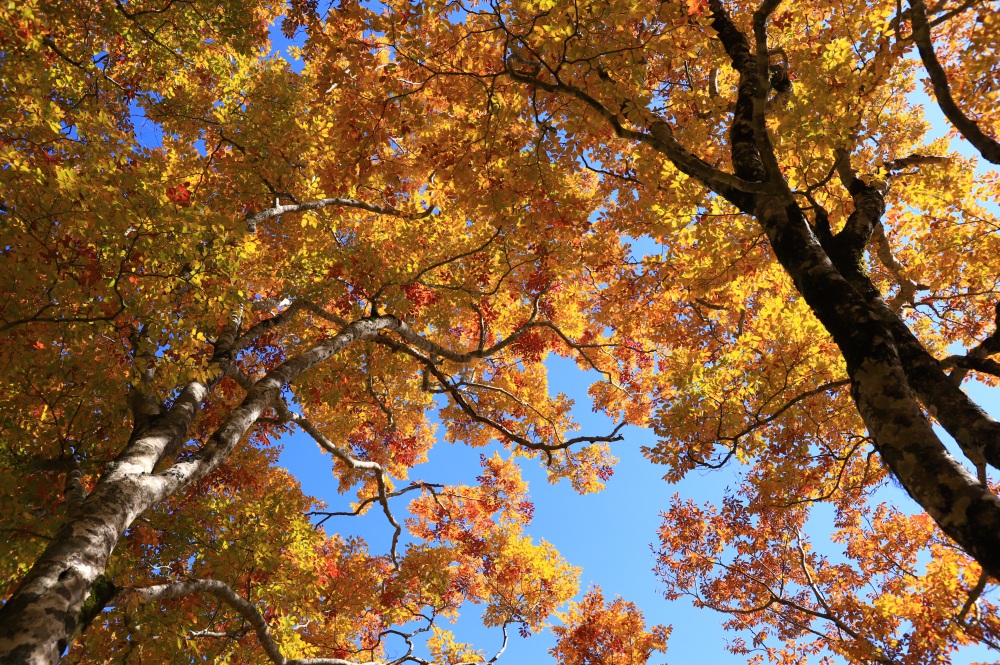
0,316,396,664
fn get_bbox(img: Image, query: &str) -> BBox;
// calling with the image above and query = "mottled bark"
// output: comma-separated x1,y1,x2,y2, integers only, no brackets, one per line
709,0,768,184
699,0,1000,578
0,425,201,664
0,316,396,665
821,165,1000,474
0,360,214,662
753,196,1000,579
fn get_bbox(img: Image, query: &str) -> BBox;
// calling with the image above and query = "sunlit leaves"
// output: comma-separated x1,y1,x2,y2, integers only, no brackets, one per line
551,586,670,665
7,0,1000,661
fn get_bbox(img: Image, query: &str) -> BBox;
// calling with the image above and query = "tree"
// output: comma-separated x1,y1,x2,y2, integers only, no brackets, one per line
1,2,624,662
3,0,1000,664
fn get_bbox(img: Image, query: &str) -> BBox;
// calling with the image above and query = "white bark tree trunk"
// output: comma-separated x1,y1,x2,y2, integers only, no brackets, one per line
0,316,395,664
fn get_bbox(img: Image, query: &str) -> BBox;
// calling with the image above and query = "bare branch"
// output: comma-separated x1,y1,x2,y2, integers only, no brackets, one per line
276,402,404,566
411,227,503,285
307,482,443,527
376,336,625,463
456,623,510,665
794,539,863,643
721,379,850,444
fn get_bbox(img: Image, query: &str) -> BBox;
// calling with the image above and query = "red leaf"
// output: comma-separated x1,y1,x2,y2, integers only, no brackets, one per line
687,0,707,16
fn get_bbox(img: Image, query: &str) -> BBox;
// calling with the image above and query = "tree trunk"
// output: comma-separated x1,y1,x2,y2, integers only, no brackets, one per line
0,316,394,664
0,477,151,664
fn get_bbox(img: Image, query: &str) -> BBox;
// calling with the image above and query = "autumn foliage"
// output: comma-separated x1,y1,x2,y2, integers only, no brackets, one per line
551,587,670,665
3,0,1000,663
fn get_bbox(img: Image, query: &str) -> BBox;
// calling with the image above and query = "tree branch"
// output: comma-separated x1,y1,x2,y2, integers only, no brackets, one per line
947,301,1000,385
502,52,763,213
942,355,1000,380
150,316,400,503
751,0,793,190
64,457,87,517
812,155,1000,480
121,579,383,665
709,0,768,184
375,336,625,463
276,402,405,566
910,0,1000,164
245,197,434,233
829,149,887,266
872,222,925,311
307,482,443,528
720,379,850,444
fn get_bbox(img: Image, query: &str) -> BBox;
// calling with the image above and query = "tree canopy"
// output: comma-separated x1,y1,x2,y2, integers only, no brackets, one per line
2,0,1000,663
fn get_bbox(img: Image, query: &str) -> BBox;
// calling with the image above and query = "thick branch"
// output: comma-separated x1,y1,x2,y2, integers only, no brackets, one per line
503,55,762,212
948,302,1000,385
122,579,382,665
956,571,989,623
751,0,792,188
245,197,433,233
751,191,1000,580
910,0,1000,163
0,317,394,664
828,150,887,265
116,313,244,480
942,355,1000,380
151,316,399,502
844,277,1000,477
884,154,950,171
233,300,348,355
709,0,768,183
111,380,210,482
64,459,87,517
817,162,1000,477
